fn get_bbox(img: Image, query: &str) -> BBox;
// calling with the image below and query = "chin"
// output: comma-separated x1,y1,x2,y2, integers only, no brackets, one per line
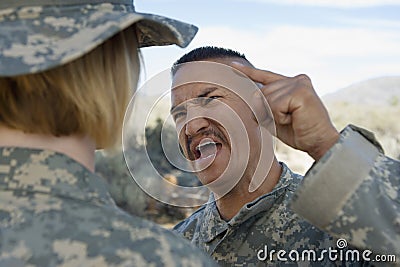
196,168,222,186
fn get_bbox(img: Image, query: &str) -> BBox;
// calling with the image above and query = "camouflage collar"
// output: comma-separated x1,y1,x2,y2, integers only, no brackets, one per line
0,147,115,206
197,163,302,243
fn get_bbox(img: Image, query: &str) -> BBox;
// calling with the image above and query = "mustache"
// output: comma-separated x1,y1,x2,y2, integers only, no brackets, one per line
186,128,228,160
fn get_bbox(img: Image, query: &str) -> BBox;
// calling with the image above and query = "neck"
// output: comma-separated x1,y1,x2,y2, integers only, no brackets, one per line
215,159,282,221
0,126,96,172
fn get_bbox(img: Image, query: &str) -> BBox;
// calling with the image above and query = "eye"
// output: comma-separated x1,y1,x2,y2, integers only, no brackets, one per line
203,95,221,104
173,112,186,121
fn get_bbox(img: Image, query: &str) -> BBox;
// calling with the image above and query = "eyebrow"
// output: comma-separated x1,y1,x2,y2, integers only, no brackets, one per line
170,87,218,114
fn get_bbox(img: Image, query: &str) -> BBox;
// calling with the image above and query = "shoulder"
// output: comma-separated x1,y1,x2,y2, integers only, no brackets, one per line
0,148,215,266
173,205,206,238
1,195,214,266
116,217,211,266
81,203,214,266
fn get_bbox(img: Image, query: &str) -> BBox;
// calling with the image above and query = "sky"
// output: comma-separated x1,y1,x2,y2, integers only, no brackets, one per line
135,0,400,96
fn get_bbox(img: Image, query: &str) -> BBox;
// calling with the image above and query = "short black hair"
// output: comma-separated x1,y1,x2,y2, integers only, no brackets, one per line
171,46,248,75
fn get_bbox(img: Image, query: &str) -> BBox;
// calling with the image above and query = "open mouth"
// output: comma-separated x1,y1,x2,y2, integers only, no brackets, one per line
193,139,222,160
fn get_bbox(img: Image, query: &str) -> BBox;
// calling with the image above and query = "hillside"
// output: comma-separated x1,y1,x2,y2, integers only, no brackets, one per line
323,76,400,106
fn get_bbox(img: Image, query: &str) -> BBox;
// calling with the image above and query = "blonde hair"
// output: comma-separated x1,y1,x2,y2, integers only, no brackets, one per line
0,27,139,149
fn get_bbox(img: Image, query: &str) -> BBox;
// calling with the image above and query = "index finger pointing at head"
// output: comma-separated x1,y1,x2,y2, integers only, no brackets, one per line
230,62,287,85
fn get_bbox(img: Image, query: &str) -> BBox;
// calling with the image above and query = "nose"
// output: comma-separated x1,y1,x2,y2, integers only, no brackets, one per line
185,117,210,137
184,105,210,137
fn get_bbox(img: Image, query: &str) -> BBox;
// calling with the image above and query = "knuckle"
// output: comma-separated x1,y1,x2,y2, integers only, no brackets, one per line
294,74,311,82
292,74,313,95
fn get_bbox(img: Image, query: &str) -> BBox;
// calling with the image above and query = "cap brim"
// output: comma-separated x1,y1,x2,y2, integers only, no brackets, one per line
0,3,198,76
136,13,198,48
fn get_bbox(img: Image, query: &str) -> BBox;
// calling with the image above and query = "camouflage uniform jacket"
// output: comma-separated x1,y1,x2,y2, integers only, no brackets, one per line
292,125,400,264
174,162,366,266
0,147,217,267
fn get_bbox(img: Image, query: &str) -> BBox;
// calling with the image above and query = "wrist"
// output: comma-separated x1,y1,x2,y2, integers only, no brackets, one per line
308,130,340,161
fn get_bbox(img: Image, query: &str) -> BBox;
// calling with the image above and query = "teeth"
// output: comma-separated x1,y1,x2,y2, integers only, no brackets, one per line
196,141,216,152
202,153,215,160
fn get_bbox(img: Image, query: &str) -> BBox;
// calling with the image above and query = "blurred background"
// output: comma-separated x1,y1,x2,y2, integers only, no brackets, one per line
96,0,400,228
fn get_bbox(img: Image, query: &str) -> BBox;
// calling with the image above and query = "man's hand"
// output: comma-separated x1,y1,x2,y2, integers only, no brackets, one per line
231,62,340,161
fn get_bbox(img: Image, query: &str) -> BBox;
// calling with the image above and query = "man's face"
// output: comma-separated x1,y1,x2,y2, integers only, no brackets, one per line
171,57,269,191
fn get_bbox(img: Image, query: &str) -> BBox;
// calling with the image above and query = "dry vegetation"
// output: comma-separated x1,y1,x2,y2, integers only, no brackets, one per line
276,100,400,175
327,101,400,159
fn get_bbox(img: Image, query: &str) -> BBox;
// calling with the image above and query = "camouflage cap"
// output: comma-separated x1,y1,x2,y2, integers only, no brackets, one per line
0,0,198,76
